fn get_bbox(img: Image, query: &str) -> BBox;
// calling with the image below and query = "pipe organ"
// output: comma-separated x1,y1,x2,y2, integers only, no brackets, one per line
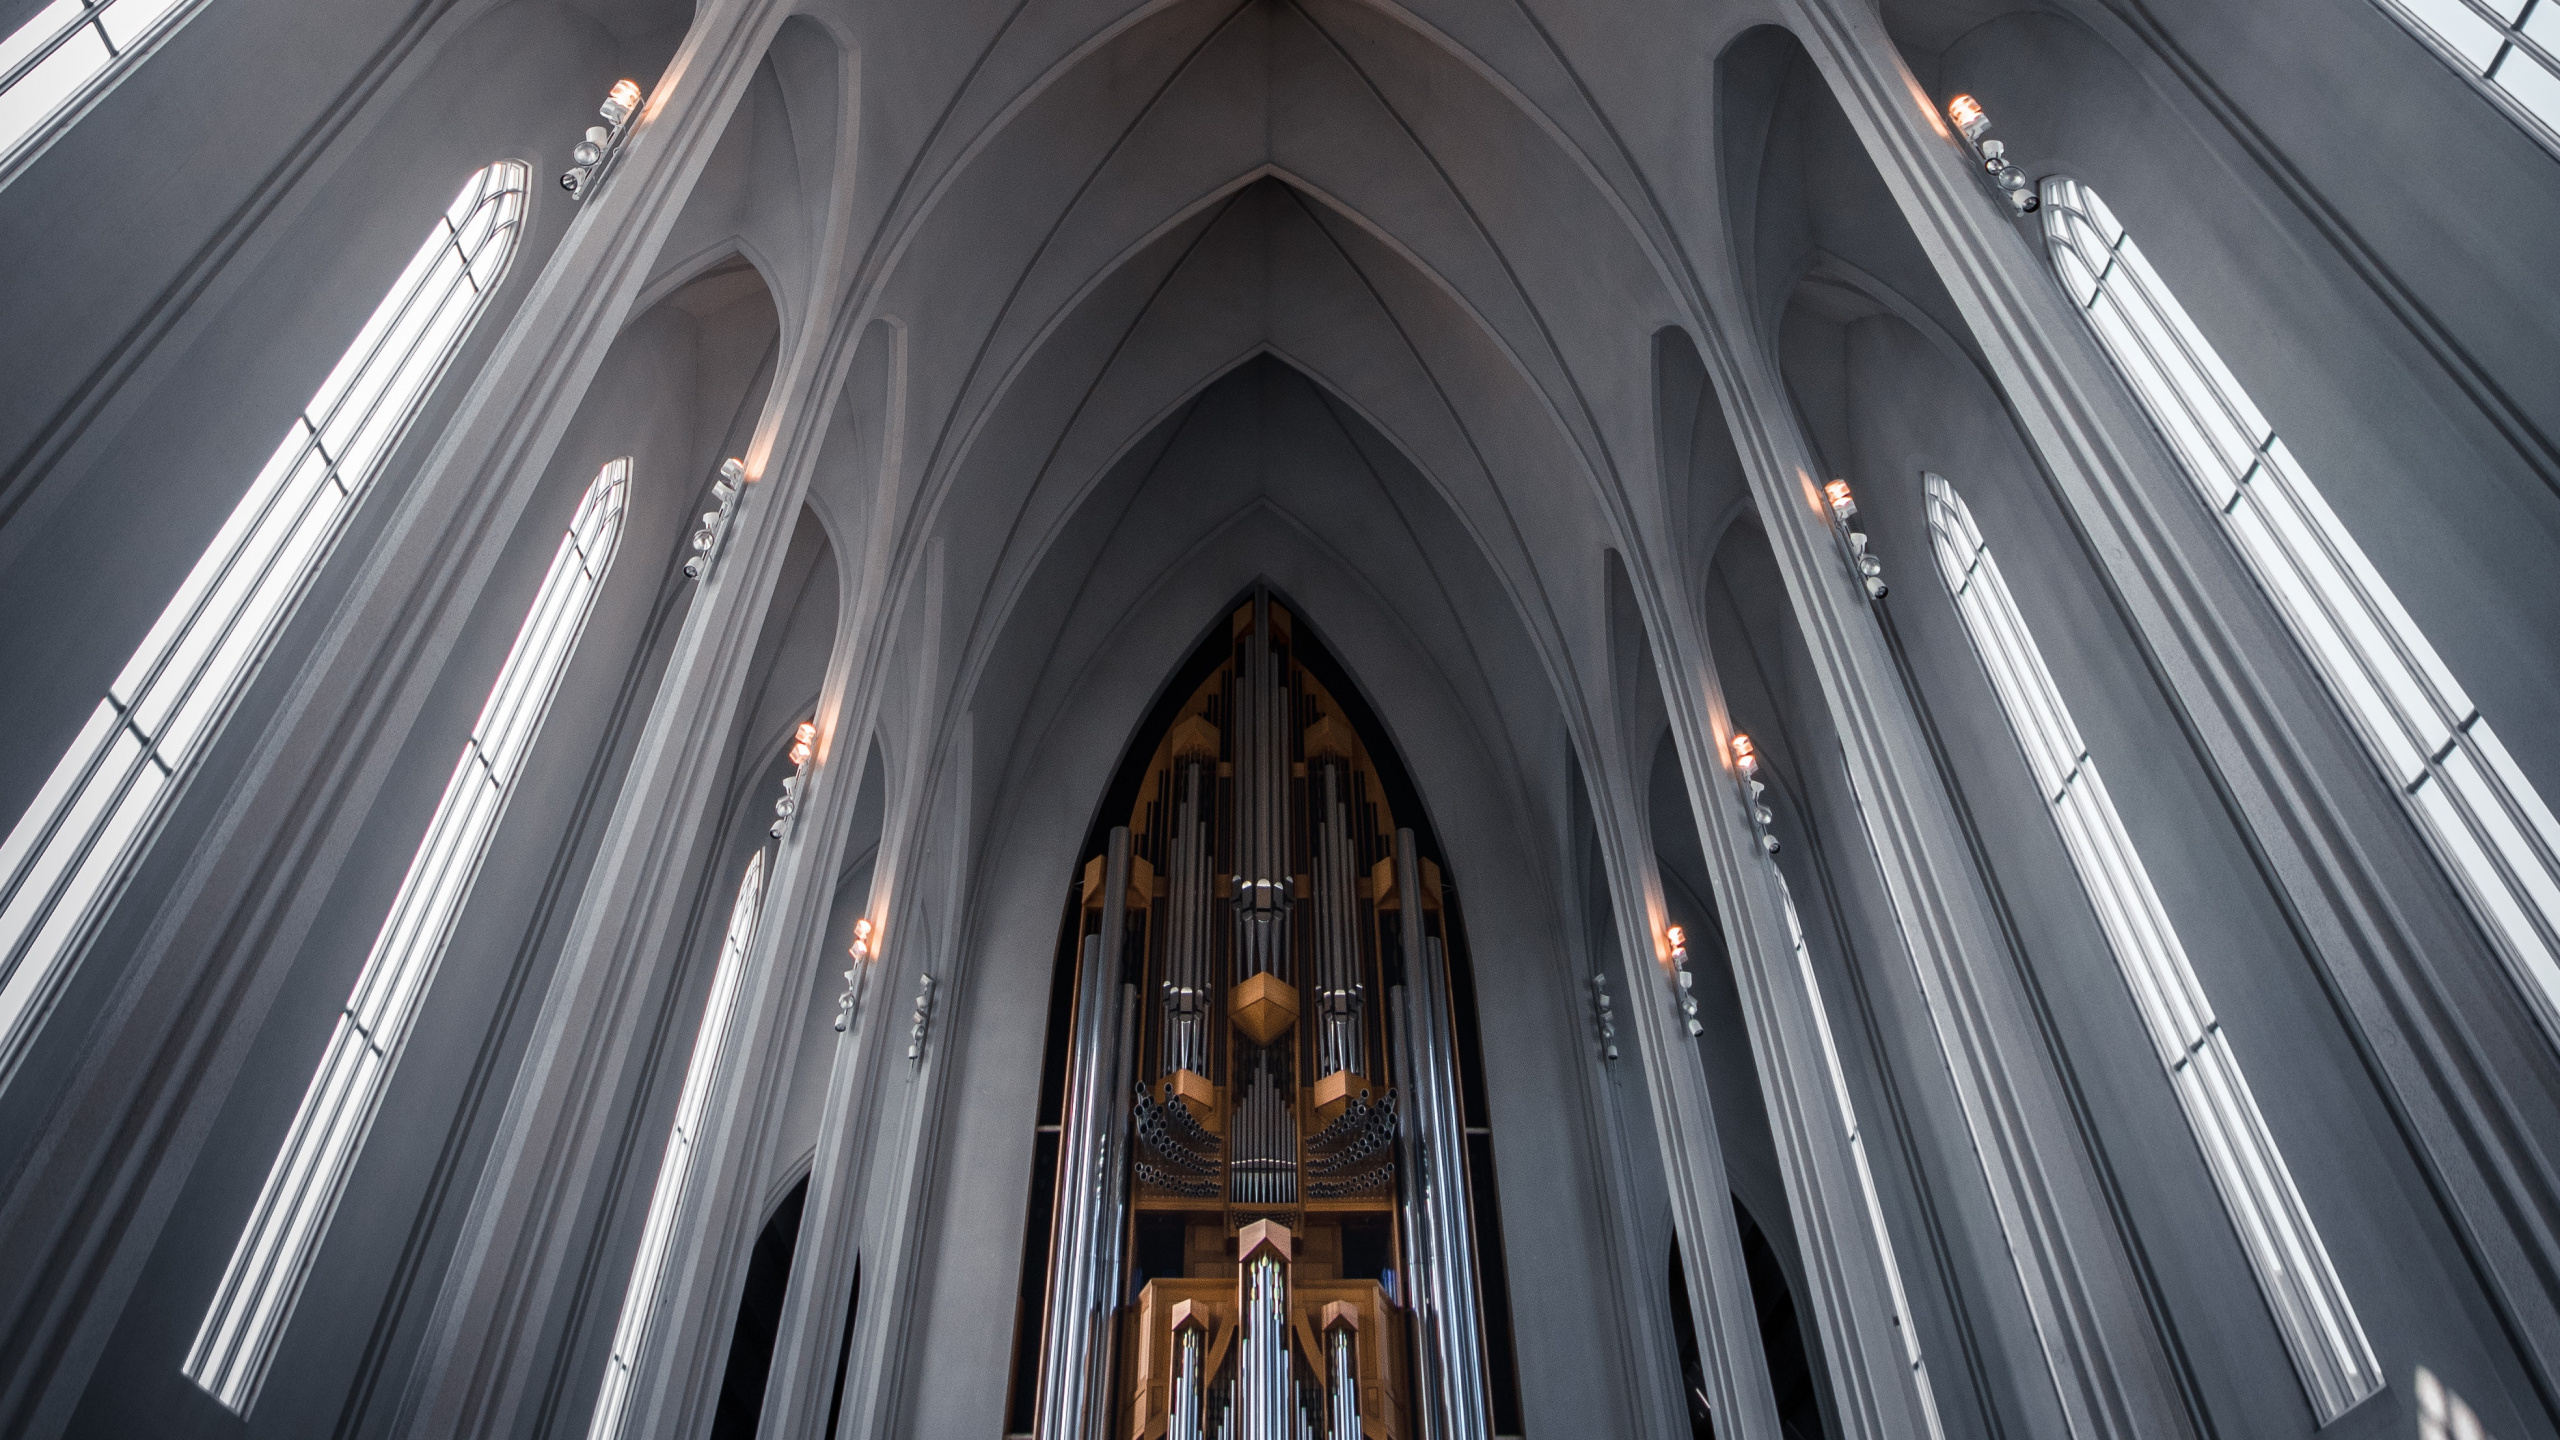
1030,596,1498,1440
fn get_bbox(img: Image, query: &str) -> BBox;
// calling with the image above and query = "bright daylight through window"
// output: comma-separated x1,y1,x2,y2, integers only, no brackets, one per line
1,0,198,173
2041,175,2560,1043
184,457,627,1415
1769,871,1946,1440
0,160,528,1096
588,850,768,1440
1926,472,2380,1422
2377,0,2560,142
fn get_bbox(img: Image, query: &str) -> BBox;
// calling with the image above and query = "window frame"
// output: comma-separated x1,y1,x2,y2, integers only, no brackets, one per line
0,0,217,191
183,455,628,1415
2040,172,2560,1049
2364,0,2560,160
0,159,531,1098
586,847,768,1440
1924,471,2382,1422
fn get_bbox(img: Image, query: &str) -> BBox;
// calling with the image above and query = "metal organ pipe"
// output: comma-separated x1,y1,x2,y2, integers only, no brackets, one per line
1390,830,1491,1440
1172,1314,1206,1440
1312,759,1365,1079
1035,828,1137,1440
1163,758,1212,1077
1234,596,1289,976
1328,1322,1363,1440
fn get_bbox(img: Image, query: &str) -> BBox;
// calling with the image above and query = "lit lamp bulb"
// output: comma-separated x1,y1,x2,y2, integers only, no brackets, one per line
1731,731,1758,777
601,78,643,126
788,721,817,768
1947,93,1989,142
850,916,874,962
1824,479,1855,516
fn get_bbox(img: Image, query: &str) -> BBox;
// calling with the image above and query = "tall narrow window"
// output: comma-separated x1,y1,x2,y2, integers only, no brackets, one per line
1926,472,2381,1421
2043,176,2560,1041
588,849,768,1440
0,0,202,177
0,160,528,1094
1771,871,1946,1440
185,457,627,1414
2369,0,2560,147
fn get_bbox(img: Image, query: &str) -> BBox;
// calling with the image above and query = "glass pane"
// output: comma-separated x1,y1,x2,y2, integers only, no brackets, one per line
0,10,106,154
3,161,527,1132
2401,0,2510,68
2493,39,2560,123
98,0,190,50
189,456,624,1416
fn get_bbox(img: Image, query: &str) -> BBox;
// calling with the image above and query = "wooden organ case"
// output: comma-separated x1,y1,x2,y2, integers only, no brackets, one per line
1027,595,1499,1440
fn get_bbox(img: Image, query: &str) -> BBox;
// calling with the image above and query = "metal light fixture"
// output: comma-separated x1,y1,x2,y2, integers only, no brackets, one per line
560,78,645,199
1734,733,1780,856
907,972,937,1061
684,459,746,580
1824,479,1889,600
1667,925,1703,1037
835,917,875,1034
1590,971,1618,1061
770,720,816,838
1944,93,2039,216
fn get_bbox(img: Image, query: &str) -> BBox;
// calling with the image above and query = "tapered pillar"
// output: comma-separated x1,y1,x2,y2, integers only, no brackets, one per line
1779,0,2560,1405
1583,789,1789,1440
1662,263,2198,1437
1636,581,1948,1440
1035,827,1137,1439
0,5,799,1437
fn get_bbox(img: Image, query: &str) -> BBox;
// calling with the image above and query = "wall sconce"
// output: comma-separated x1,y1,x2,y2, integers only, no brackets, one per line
770,721,816,839
907,972,937,1061
1667,926,1703,1037
1824,480,1888,600
684,459,746,580
560,78,645,199
1734,733,1780,856
1590,971,1618,1061
1944,94,2039,216
835,918,874,1033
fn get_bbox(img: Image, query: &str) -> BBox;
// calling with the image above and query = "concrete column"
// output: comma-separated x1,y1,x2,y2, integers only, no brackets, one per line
1630,563,1945,1440
1664,285,2198,1435
0,5,792,1437
1782,0,2560,1404
1583,739,1788,1440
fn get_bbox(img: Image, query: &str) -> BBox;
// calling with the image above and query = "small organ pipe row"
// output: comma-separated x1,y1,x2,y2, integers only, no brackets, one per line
1229,1052,1297,1206
1036,829,1137,1440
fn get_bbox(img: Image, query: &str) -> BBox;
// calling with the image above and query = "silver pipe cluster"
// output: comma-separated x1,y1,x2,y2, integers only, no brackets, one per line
1309,757,1366,1078
1035,829,1139,1440
1228,1051,1298,1207
1387,831,1491,1440
1328,1325,1364,1440
1161,756,1216,1076
1235,1249,1325,1440
1172,1318,1207,1440
1232,598,1290,977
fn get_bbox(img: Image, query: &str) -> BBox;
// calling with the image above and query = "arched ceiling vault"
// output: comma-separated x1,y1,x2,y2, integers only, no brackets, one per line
798,0,1747,886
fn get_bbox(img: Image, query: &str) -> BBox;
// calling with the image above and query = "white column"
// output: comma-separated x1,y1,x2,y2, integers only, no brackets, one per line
1778,0,2560,1405
1651,249,2198,1436
0,5,796,1436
